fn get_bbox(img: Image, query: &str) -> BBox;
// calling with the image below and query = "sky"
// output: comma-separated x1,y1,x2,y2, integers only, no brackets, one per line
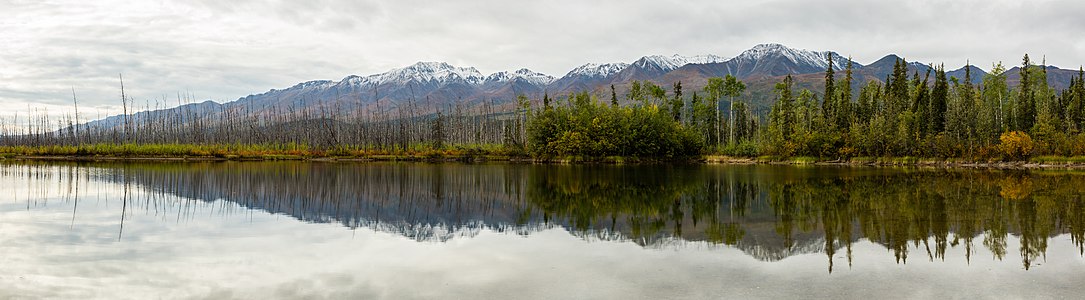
1,0,1084,118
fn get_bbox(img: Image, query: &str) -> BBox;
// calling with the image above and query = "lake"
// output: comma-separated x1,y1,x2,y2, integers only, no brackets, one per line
1,161,1083,299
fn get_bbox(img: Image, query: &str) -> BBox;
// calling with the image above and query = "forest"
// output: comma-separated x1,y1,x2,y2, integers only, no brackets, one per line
1,54,1084,162
761,54,1085,161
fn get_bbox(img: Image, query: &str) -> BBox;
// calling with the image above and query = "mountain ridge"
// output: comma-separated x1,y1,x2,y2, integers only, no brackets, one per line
84,43,1082,128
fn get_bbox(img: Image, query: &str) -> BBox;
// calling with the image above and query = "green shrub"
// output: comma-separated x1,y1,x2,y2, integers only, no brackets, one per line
721,141,760,157
527,92,702,159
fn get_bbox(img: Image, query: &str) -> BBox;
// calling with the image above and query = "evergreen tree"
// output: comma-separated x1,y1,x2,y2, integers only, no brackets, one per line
773,75,796,142
722,75,746,145
836,57,854,128
733,101,750,141
610,84,618,107
962,61,975,106
890,58,911,118
930,64,949,133
1017,54,1036,131
671,81,684,121
1071,68,1085,131
857,80,880,125
823,53,836,126
912,69,932,137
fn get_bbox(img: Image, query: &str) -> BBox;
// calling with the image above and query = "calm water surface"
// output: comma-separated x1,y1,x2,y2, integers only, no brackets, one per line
1,161,1083,299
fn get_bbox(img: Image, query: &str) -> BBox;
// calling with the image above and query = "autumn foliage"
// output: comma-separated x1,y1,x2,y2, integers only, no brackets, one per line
998,131,1034,161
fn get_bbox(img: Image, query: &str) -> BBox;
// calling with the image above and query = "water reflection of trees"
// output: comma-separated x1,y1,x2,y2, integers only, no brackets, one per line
754,169,1083,271
523,165,1085,270
3,161,1084,270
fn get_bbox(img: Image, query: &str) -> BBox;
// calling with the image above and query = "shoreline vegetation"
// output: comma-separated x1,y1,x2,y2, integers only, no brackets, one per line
4,144,1085,169
4,54,1085,169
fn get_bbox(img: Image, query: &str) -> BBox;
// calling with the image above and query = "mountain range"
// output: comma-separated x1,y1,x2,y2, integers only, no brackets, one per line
91,43,1083,127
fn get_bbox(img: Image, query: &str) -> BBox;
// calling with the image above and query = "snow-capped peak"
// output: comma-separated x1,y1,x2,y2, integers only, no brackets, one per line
484,68,555,86
681,54,728,65
346,61,486,87
733,43,859,70
296,80,334,88
565,62,630,78
633,54,728,71
275,80,335,92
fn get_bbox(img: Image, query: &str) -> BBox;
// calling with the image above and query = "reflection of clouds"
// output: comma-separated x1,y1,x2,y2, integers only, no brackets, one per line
1,193,1085,299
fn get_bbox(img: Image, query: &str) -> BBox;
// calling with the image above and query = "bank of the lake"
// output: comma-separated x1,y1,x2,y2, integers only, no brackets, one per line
7,151,1085,169
705,155,1085,169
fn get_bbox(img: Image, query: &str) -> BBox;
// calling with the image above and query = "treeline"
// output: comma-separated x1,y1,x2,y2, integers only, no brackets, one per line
762,54,1085,160
2,54,1083,161
0,81,530,157
527,53,1085,160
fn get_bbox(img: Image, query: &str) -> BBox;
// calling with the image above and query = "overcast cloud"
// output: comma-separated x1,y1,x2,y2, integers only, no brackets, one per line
1,0,1083,117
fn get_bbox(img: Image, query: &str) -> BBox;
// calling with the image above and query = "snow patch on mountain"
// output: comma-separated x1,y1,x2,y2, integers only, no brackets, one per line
270,80,335,92
732,43,859,70
386,61,485,84
682,54,729,65
633,54,728,71
565,63,630,78
484,68,555,86
340,62,486,87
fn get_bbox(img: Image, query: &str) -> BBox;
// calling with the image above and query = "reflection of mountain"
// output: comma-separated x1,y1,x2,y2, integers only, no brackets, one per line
22,162,1085,268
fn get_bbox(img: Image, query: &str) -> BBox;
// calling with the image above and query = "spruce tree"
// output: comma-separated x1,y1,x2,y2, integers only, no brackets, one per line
930,64,948,133
962,61,974,107
837,57,853,128
823,53,836,126
671,81,684,121
779,74,796,141
912,68,931,137
610,84,618,107
733,101,749,141
1017,54,1035,131
1073,67,1085,131
890,58,910,117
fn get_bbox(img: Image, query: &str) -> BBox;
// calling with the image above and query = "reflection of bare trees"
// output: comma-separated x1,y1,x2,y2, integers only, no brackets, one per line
112,162,546,242
4,162,1084,269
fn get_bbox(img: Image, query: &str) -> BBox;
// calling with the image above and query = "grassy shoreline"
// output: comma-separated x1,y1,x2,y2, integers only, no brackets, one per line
4,143,1085,168
5,151,1085,169
703,155,1085,169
